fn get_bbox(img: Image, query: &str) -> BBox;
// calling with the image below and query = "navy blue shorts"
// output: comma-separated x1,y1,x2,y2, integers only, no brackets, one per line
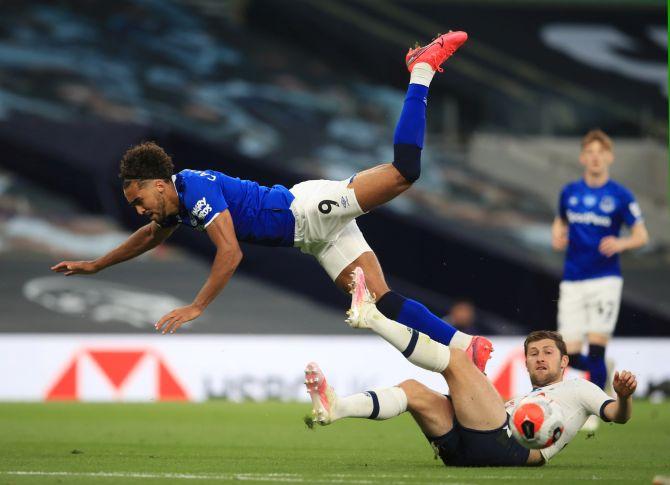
429,414,530,467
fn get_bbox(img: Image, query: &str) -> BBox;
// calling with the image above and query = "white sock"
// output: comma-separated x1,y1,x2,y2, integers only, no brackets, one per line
363,305,450,372
333,387,408,421
449,331,473,351
410,62,435,87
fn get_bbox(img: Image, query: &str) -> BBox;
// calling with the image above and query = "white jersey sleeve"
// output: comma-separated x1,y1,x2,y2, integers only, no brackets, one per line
578,379,616,420
538,379,615,463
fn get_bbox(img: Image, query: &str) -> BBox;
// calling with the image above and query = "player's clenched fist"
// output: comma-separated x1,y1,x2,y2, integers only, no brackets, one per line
51,260,99,276
612,370,637,398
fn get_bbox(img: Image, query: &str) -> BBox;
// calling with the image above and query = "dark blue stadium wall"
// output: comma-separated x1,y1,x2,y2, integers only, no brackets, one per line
1,114,667,336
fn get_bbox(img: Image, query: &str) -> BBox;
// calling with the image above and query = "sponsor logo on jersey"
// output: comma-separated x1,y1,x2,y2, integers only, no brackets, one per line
599,196,616,213
568,196,578,206
583,195,597,208
566,209,611,227
191,197,212,220
340,196,350,209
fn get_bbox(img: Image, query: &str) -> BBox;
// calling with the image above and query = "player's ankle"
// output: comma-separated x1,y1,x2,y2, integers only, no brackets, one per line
410,62,435,87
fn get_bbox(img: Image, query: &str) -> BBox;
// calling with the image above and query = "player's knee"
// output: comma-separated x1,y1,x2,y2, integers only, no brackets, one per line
398,378,420,390
398,379,434,411
397,379,425,399
392,144,421,183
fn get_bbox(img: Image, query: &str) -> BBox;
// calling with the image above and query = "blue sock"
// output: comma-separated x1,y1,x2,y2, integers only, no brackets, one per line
587,345,607,389
394,84,428,147
377,291,457,346
568,353,589,371
392,84,428,182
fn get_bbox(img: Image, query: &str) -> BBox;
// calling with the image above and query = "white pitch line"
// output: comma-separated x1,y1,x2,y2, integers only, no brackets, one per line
0,471,375,484
0,470,633,483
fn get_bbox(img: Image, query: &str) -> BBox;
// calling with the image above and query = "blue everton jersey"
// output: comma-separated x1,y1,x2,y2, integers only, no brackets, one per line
165,169,295,247
558,179,643,281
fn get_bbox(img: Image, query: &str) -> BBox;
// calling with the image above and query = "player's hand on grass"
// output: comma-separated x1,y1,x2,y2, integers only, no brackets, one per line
599,236,625,257
50,260,99,276
612,370,637,398
155,304,202,334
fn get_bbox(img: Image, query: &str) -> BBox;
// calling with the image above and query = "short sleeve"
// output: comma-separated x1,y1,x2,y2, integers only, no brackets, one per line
619,189,643,227
558,186,568,219
182,172,228,228
578,380,615,421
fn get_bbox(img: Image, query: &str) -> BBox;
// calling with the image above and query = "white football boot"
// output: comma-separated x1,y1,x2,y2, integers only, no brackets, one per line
304,362,338,426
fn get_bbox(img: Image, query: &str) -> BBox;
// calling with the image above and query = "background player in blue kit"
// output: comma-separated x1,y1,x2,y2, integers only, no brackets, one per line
50,32,494,372
551,129,648,401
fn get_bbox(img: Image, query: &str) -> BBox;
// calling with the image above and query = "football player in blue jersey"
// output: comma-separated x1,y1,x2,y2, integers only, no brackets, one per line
51,32,495,372
551,129,648,401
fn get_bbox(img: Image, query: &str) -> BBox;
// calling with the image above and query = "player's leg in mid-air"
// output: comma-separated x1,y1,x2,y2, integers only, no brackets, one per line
340,33,483,356
347,31,467,212
343,266,493,373
292,33,488,362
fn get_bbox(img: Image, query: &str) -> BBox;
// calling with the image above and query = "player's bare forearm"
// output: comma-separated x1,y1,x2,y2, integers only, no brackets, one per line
94,222,176,270
604,370,636,423
154,246,241,334
608,395,633,424
621,222,649,251
154,210,242,334
192,212,243,310
51,222,175,275
599,223,649,257
551,216,568,251
192,245,242,311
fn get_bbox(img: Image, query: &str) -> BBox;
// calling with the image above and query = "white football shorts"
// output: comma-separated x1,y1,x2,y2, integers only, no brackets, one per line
557,276,623,342
289,178,372,280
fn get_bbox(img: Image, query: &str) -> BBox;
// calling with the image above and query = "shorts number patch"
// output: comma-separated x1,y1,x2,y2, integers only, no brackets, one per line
318,199,339,214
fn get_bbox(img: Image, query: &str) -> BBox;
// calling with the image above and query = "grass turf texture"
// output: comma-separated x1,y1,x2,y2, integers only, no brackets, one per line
1,401,668,484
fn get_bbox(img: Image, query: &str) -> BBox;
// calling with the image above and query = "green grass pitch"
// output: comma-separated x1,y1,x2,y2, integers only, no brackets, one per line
1,401,668,484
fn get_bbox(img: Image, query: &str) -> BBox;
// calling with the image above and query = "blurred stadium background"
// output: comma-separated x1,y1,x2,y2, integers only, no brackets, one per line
0,0,667,411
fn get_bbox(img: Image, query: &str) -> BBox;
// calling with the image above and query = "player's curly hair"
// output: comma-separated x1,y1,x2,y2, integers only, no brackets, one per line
119,141,174,187
524,330,568,357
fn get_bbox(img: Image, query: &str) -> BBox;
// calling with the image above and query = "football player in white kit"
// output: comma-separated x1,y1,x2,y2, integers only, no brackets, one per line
303,271,637,466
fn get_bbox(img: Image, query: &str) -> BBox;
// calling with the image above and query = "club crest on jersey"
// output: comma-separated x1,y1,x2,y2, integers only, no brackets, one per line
568,196,578,206
583,195,597,208
191,197,212,220
340,196,350,209
599,196,616,213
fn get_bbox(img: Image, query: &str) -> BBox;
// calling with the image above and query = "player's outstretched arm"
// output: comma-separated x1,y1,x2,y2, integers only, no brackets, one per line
603,370,637,423
50,222,177,276
155,210,242,334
